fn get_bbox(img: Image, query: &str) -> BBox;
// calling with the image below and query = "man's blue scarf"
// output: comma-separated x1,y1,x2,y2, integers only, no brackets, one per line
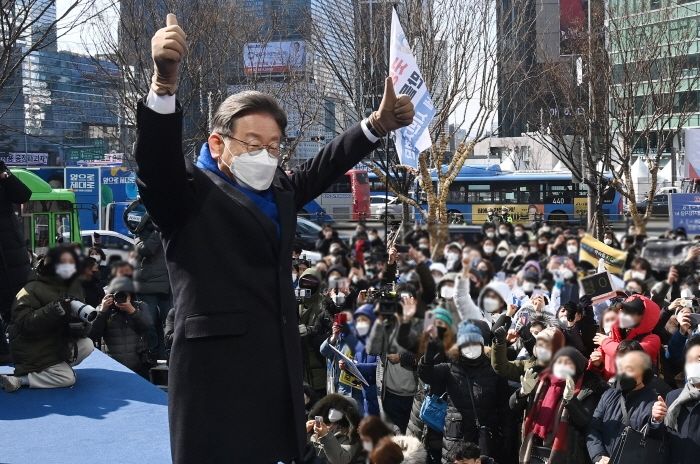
195,143,279,236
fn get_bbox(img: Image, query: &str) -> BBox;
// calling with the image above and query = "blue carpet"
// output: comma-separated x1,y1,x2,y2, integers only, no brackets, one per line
0,351,170,464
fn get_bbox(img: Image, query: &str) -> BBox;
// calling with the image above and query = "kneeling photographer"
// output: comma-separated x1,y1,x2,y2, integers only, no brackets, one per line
367,286,423,433
90,276,154,378
1,246,96,392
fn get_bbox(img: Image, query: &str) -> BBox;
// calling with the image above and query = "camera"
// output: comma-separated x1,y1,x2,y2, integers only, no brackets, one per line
295,287,310,303
69,300,98,323
364,286,401,316
114,291,129,305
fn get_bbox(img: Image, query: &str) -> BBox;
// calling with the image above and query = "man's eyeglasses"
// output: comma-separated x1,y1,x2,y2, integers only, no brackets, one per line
221,134,282,158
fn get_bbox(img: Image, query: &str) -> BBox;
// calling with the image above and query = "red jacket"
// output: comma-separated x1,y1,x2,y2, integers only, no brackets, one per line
597,295,661,380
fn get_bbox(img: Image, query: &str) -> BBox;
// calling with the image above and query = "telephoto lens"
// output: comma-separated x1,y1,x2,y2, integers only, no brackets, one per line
69,300,99,323
114,291,128,304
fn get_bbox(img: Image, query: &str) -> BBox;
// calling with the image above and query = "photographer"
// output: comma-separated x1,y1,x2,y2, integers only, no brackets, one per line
367,290,422,433
1,246,94,392
298,268,333,397
89,276,154,378
0,161,32,364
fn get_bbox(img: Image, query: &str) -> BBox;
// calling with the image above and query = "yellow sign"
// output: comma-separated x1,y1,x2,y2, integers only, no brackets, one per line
574,197,587,219
579,233,627,275
471,204,543,224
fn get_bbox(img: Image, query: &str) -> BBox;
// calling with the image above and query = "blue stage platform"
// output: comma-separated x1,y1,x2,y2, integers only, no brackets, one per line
0,351,170,464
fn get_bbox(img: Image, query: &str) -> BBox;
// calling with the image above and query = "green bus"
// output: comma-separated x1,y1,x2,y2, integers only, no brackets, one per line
10,169,81,256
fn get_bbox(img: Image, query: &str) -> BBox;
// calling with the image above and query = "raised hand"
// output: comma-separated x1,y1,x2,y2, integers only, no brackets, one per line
369,77,415,135
652,395,668,422
151,13,187,95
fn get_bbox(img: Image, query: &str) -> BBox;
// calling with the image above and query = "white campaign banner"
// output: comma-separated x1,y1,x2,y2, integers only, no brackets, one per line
685,127,700,175
389,8,435,168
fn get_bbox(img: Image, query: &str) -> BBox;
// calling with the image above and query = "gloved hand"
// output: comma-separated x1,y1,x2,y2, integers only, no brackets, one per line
49,300,67,318
519,368,538,396
368,77,415,136
424,338,442,365
151,14,187,95
563,375,576,402
493,326,507,344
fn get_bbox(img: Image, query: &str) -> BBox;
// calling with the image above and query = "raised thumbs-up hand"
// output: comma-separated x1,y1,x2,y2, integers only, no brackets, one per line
151,13,188,96
651,395,668,422
368,77,416,136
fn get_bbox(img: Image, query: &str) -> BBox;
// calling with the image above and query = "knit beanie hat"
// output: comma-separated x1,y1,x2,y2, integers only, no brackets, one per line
431,307,454,327
457,321,484,347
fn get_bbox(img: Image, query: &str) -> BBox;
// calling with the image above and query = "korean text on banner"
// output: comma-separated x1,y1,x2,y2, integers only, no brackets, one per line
579,233,628,275
389,8,435,168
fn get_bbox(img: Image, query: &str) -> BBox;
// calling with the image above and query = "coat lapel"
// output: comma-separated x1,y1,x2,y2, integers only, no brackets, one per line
201,168,279,253
272,172,296,260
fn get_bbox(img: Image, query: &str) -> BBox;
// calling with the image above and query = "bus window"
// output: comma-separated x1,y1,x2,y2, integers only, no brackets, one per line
355,172,368,185
55,212,72,243
492,185,518,204
467,184,491,203
449,183,468,203
33,214,50,256
518,184,542,203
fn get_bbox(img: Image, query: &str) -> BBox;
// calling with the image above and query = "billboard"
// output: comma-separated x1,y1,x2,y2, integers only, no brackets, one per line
243,41,306,74
560,0,587,55
101,167,138,206
65,167,101,230
0,152,49,166
670,193,700,235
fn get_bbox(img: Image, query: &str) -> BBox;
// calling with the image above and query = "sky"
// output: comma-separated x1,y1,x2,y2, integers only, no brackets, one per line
55,0,117,54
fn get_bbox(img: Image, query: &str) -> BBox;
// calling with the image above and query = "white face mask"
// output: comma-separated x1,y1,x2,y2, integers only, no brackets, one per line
559,315,569,324
515,230,524,238
362,441,373,452
535,346,552,362
560,268,574,280
440,285,455,299
55,263,76,280
604,238,613,245
223,143,278,191
497,249,509,258
486,231,495,239
630,270,646,281
681,288,694,299
483,245,495,254
332,292,346,306
90,254,102,264
355,321,371,337
553,364,576,380
567,245,579,255
603,322,613,335
446,252,459,263
328,408,343,423
461,345,482,359
618,313,637,329
522,281,536,293
530,246,538,254
541,226,551,233
499,228,509,235
685,361,700,384
482,297,501,313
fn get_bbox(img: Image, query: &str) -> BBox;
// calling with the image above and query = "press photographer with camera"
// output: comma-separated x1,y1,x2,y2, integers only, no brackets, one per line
89,276,154,378
1,246,96,392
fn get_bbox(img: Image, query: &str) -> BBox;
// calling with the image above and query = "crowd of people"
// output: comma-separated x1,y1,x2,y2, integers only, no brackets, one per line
294,219,700,464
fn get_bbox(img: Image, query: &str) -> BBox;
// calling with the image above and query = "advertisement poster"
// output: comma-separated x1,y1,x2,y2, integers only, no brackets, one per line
560,0,587,55
472,204,544,223
101,167,138,206
65,167,101,230
669,193,700,235
0,152,49,166
243,40,306,74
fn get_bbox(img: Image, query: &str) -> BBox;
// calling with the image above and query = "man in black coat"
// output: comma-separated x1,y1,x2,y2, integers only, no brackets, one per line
136,14,414,464
0,161,32,363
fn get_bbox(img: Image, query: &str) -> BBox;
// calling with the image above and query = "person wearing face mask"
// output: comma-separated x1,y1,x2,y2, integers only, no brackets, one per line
593,295,661,381
492,325,565,383
443,242,463,273
430,262,448,285
79,257,105,308
1,246,94,392
497,223,512,242
664,336,700,464
307,394,363,464
317,225,346,257
298,268,333,397
511,347,608,464
436,274,460,328
418,322,510,463
602,231,620,249
86,246,110,287
455,275,512,328
587,351,665,464
623,257,656,291
510,224,529,246
482,225,497,241
564,238,579,263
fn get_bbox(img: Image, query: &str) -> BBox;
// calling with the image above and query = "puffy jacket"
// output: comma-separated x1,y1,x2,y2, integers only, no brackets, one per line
89,301,153,375
598,295,661,379
665,387,700,464
133,226,170,295
8,275,85,376
308,394,363,464
299,268,332,391
0,172,31,304
490,336,537,382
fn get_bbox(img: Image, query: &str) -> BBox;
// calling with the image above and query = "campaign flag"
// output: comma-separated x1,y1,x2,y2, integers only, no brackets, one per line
579,233,628,275
389,8,435,168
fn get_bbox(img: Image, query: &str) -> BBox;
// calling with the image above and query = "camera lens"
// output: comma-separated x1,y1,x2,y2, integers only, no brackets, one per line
114,291,128,304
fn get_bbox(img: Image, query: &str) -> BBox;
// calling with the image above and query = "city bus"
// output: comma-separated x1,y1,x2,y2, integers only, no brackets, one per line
315,169,370,221
11,169,81,256
422,166,623,225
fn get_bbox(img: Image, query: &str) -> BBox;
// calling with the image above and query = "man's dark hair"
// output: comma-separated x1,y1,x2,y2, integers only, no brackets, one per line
685,335,700,356
211,91,287,136
357,416,393,445
617,339,644,355
449,441,481,460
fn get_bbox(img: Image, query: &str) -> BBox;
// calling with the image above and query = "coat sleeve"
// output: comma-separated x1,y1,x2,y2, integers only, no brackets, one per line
366,321,387,357
135,230,161,258
129,304,153,334
11,287,65,336
317,433,357,464
88,310,109,340
667,330,687,364
290,123,378,210
1,174,32,204
491,339,525,382
454,274,489,325
416,261,436,304
586,391,610,463
397,320,421,353
134,99,193,234
417,360,449,391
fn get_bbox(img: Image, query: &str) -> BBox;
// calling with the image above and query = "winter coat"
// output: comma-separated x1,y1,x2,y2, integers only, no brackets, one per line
89,301,153,376
598,296,661,379
406,381,445,456
81,276,105,308
300,268,332,392
308,394,363,464
491,336,538,383
367,317,422,397
665,387,700,464
586,386,662,463
135,99,378,463
0,172,31,314
8,275,85,376
418,354,511,462
510,370,608,464
133,225,170,295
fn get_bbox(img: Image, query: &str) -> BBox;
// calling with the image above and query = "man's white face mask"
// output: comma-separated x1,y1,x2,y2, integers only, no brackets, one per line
222,140,278,191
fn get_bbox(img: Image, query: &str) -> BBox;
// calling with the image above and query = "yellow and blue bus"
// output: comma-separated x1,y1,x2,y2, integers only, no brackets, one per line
11,169,81,255
424,166,623,225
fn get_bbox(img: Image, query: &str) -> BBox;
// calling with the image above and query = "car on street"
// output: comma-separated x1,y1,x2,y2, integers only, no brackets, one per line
630,193,669,217
370,195,403,220
80,230,135,264
295,216,323,251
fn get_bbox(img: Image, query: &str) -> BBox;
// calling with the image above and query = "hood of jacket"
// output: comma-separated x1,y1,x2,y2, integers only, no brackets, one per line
478,280,513,309
308,393,361,440
611,294,660,341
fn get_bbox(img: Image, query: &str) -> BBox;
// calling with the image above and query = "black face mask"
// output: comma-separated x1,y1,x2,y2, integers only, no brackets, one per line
437,326,448,339
469,284,481,299
616,373,638,393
